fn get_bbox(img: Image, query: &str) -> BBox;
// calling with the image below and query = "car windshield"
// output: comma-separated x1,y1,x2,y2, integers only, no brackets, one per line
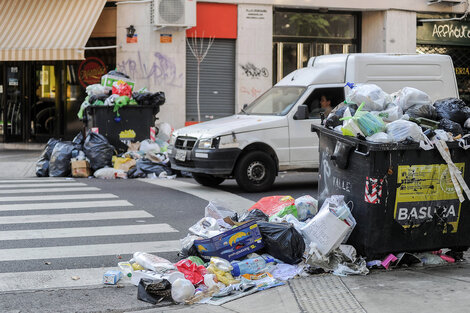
242,86,306,115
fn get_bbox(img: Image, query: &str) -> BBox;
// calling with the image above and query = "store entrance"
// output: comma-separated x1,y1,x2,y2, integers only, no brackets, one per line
1,63,24,142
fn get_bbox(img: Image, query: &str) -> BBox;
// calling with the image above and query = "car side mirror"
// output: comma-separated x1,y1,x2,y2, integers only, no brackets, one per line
243,104,248,110
294,104,309,120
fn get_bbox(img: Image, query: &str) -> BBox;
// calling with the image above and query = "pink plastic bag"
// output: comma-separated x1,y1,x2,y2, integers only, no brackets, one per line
248,196,295,216
175,259,207,285
112,81,132,97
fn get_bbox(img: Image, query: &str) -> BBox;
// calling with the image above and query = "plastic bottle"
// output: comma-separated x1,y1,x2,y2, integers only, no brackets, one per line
231,256,274,276
132,252,175,272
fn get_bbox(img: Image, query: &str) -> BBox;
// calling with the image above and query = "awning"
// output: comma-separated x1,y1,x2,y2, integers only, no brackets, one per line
0,0,107,61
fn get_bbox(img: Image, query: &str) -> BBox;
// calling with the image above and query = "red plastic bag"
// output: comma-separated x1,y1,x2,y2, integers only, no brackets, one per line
248,196,295,216
175,259,207,285
112,81,132,97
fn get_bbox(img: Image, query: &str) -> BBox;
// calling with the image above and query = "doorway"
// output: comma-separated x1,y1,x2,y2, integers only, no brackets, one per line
1,63,24,142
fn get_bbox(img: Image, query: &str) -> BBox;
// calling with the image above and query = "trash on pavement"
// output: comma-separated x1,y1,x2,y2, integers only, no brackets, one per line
175,259,207,285
49,141,75,177
171,278,196,303
137,278,172,304
103,270,123,285
381,254,398,270
83,131,114,171
248,196,295,217
257,222,305,264
93,167,126,179
71,159,91,178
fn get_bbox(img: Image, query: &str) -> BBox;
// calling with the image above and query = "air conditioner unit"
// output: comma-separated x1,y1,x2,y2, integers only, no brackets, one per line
153,0,196,28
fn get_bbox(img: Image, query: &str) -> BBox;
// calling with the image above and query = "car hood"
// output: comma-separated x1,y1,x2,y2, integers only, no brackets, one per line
174,114,287,139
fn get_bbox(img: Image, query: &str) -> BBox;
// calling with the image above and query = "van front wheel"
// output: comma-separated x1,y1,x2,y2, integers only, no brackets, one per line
235,151,276,192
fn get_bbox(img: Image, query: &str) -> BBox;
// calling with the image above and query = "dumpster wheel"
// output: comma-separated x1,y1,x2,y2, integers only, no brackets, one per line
235,151,276,192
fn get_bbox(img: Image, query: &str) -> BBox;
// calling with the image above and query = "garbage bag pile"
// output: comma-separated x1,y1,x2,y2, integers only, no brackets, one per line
34,122,175,179
77,70,165,120
105,195,373,306
325,83,470,147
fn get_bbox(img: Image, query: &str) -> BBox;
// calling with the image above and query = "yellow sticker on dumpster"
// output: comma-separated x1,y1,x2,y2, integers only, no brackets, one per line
394,163,464,233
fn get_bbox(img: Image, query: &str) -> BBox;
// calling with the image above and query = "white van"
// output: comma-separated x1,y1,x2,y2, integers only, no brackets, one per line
168,53,459,192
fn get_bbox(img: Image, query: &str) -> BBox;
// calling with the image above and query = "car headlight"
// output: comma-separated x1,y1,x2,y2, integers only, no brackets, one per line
197,137,220,149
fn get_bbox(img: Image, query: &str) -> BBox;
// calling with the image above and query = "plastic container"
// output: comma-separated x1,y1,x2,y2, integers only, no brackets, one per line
231,256,274,276
312,124,470,258
132,252,175,272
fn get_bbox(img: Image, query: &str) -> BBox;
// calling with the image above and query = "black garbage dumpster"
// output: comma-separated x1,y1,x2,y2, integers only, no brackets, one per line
312,124,470,259
84,105,158,153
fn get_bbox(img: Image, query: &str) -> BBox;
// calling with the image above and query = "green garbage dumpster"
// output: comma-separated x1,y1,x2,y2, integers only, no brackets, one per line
312,124,470,259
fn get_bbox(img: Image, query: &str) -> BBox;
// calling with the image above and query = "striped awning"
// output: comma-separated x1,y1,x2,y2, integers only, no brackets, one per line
0,0,107,61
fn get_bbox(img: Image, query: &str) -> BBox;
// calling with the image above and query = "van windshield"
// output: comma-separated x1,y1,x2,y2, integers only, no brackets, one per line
242,86,306,115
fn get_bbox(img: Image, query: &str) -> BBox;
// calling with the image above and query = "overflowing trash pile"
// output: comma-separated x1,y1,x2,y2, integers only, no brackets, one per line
35,70,177,179
104,195,461,306
325,83,470,200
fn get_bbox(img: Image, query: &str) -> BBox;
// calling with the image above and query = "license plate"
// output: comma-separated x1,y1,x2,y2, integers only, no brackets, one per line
175,149,187,161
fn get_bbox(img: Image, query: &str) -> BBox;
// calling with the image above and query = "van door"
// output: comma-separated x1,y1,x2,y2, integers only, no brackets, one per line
288,86,345,167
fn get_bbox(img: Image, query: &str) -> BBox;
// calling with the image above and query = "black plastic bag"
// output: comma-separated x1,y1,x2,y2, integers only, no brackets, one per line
72,132,84,151
439,118,464,136
434,98,470,125
42,138,60,160
257,222,305,264
239,209,269,223
132,92,166,107
325,105,356,129
88,93,109,104
405,103,437,120
137,278,172,304
35,157,49,177
83,132,114,171
49,141,75,177
128,159,173,178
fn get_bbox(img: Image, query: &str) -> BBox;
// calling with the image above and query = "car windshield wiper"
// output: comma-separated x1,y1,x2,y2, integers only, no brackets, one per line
240,108,249,115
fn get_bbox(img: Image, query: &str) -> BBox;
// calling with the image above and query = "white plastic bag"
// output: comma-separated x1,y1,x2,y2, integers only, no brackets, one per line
392,87,431,111
341,107,364,137
372,104,403,122
188,217,221,238
155,122,173,142
139,139,161,153
85,84,111,96
171,278,195,303
132,252,175,272
346,84,390,111
294,195,318,221
386,120,424,142
93,168,126,179
366,132,392,143
104,94,119,106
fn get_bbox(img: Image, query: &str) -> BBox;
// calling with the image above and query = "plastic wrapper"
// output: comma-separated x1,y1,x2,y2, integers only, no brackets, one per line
133,252,175,272
113,96,130,116
372,104,403,122
434,97,470,124
386,119,424,142
139,139,161,154
346,83,390,111
205,201,238,224
137,278,172,304
342,103,385,137
268,205,297,221
49,141,75,177
86,84,111,97
270,263,305,281
240,272,284,291
392,87,432,111
175,259,207,285
188,217,221,238
171,278,195,303
248,196,295,217
104,94,119,107
127,159,173,178
206,259,239,286
156,122,173,142
112,81,132,97
294,195,318,221
325,105,356,129
93,168,126,179
83,132,114,171
439,118,464,136
366,132,392,143
405,103,437,120
257,222,305,264
178,234,200,259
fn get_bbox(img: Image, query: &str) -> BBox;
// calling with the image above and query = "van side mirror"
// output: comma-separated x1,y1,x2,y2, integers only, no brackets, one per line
294,104,309,120
243,104,248,109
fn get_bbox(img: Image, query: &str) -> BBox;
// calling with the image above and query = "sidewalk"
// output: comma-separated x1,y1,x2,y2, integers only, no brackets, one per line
133,256,470,313
0,148,41,178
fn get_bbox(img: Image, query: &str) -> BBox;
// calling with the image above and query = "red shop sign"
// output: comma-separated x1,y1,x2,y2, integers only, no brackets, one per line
78,57,107,88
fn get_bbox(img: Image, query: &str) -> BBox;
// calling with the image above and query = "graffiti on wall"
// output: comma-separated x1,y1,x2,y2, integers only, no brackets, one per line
117,51,183,88
240,86,262,98
240,63,269,79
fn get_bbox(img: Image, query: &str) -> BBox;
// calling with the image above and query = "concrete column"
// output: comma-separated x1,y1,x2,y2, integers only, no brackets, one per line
236,4,273,111
362,10,416,53
116,2,186,129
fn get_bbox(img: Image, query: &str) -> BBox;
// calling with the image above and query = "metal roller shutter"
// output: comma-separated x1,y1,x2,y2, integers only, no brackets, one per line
186,39,235,122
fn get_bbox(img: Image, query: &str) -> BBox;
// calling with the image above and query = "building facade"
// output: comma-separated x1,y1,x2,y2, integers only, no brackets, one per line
1,0,468,142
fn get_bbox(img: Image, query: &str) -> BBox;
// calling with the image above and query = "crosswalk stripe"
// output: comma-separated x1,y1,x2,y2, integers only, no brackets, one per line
0,193,118,202
0,200,133,212
0,210,153,225
0,187,100,194
0,267,129,292
0,182,86,188
0,240,181,261
0,179,75,183
0,224,178,240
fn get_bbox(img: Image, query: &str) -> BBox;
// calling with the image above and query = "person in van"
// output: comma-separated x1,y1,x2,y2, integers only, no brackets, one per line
320,92,334,116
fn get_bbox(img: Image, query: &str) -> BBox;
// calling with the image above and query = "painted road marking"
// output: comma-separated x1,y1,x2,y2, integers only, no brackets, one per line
0,200,133,212
0,193,118,202
0,187,100,194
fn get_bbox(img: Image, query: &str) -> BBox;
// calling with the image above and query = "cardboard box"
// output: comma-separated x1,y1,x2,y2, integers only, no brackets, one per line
103,270,122,285
194,220,264,261
101,74,135,90
71,160,91,178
